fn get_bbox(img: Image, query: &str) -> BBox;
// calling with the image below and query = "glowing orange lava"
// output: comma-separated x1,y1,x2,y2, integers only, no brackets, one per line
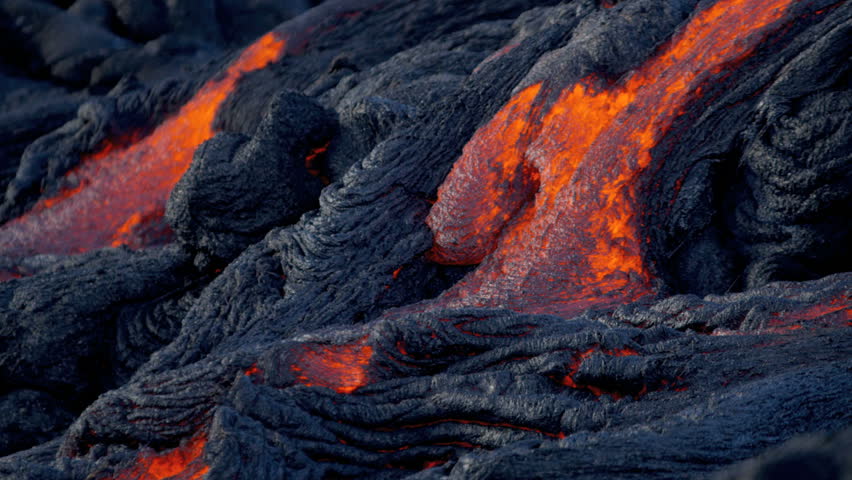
111,432,209,480
291,339,374,394
561,346,643,399
305,141,331,184
767,295,852,330
428,0,798,317
0,32,287,259
244,363,263,378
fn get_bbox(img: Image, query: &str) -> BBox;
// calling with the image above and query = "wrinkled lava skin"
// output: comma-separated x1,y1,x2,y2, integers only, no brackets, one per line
0,0,851,479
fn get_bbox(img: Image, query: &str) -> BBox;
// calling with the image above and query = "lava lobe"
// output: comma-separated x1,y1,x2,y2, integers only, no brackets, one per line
428,0,801,317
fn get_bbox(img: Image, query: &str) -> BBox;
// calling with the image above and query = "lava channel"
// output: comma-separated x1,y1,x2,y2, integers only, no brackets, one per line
0,32,287,260
427,0,799,318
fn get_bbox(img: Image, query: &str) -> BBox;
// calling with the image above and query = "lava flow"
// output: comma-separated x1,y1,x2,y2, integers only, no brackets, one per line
110,431,209,480
767,295,852,331
291,339,374,394
0,32,287,260
428,0,797,317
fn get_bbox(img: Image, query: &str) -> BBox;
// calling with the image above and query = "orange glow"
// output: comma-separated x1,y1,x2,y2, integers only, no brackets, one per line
561,346,644,399
112,432,209,480
41,181,86,209
385,266,404,290
606,347,640,357
767,295,851,330
244,363,263,378
291,339,374,394
305,141,330,184
0,269,23,281
560,348,597,390
429,0,798,317
426,83,543,266
0,32,287,259
473,43,520,74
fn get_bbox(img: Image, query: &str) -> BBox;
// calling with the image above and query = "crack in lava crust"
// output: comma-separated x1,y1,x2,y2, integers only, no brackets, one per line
427,0,798,317
0,32,287,259
108,432,209,480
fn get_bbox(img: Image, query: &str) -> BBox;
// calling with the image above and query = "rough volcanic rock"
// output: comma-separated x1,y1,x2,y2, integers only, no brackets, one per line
0,245,197,454
0,0,131,86
47,274,852,479
648,10,852,295
166,90,335,263
0,390,74,458
0,69,81,193
714,428,852,480
0,0,849,479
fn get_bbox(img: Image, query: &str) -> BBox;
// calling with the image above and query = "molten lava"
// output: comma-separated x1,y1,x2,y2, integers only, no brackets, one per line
305,141,331,185
0,32,287,259
561,346,645,399
767,295,852,331
428,0,797,317
111,431,209,480
291,339,374,394
244,363,264,381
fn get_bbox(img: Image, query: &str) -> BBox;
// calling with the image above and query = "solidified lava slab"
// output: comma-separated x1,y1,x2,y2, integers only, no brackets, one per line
0,0,850,479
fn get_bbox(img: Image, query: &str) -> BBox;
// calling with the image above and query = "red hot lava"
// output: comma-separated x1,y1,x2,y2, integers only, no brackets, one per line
767,295,852,331
305,141,331,185
428,0,798,317
109,431,209,480
0,32,287,260
244,363,264,382
291,339,374,394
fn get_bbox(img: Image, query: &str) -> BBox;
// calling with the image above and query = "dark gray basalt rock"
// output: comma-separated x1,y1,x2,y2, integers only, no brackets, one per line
645,2,852,296
0,245,198,455
0,391,74,458
714,428,852,480
0,0,131,86
0,70,81,193
166,90,335,263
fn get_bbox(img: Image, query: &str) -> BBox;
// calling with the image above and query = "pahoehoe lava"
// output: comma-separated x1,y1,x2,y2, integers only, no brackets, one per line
0,0,850,478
